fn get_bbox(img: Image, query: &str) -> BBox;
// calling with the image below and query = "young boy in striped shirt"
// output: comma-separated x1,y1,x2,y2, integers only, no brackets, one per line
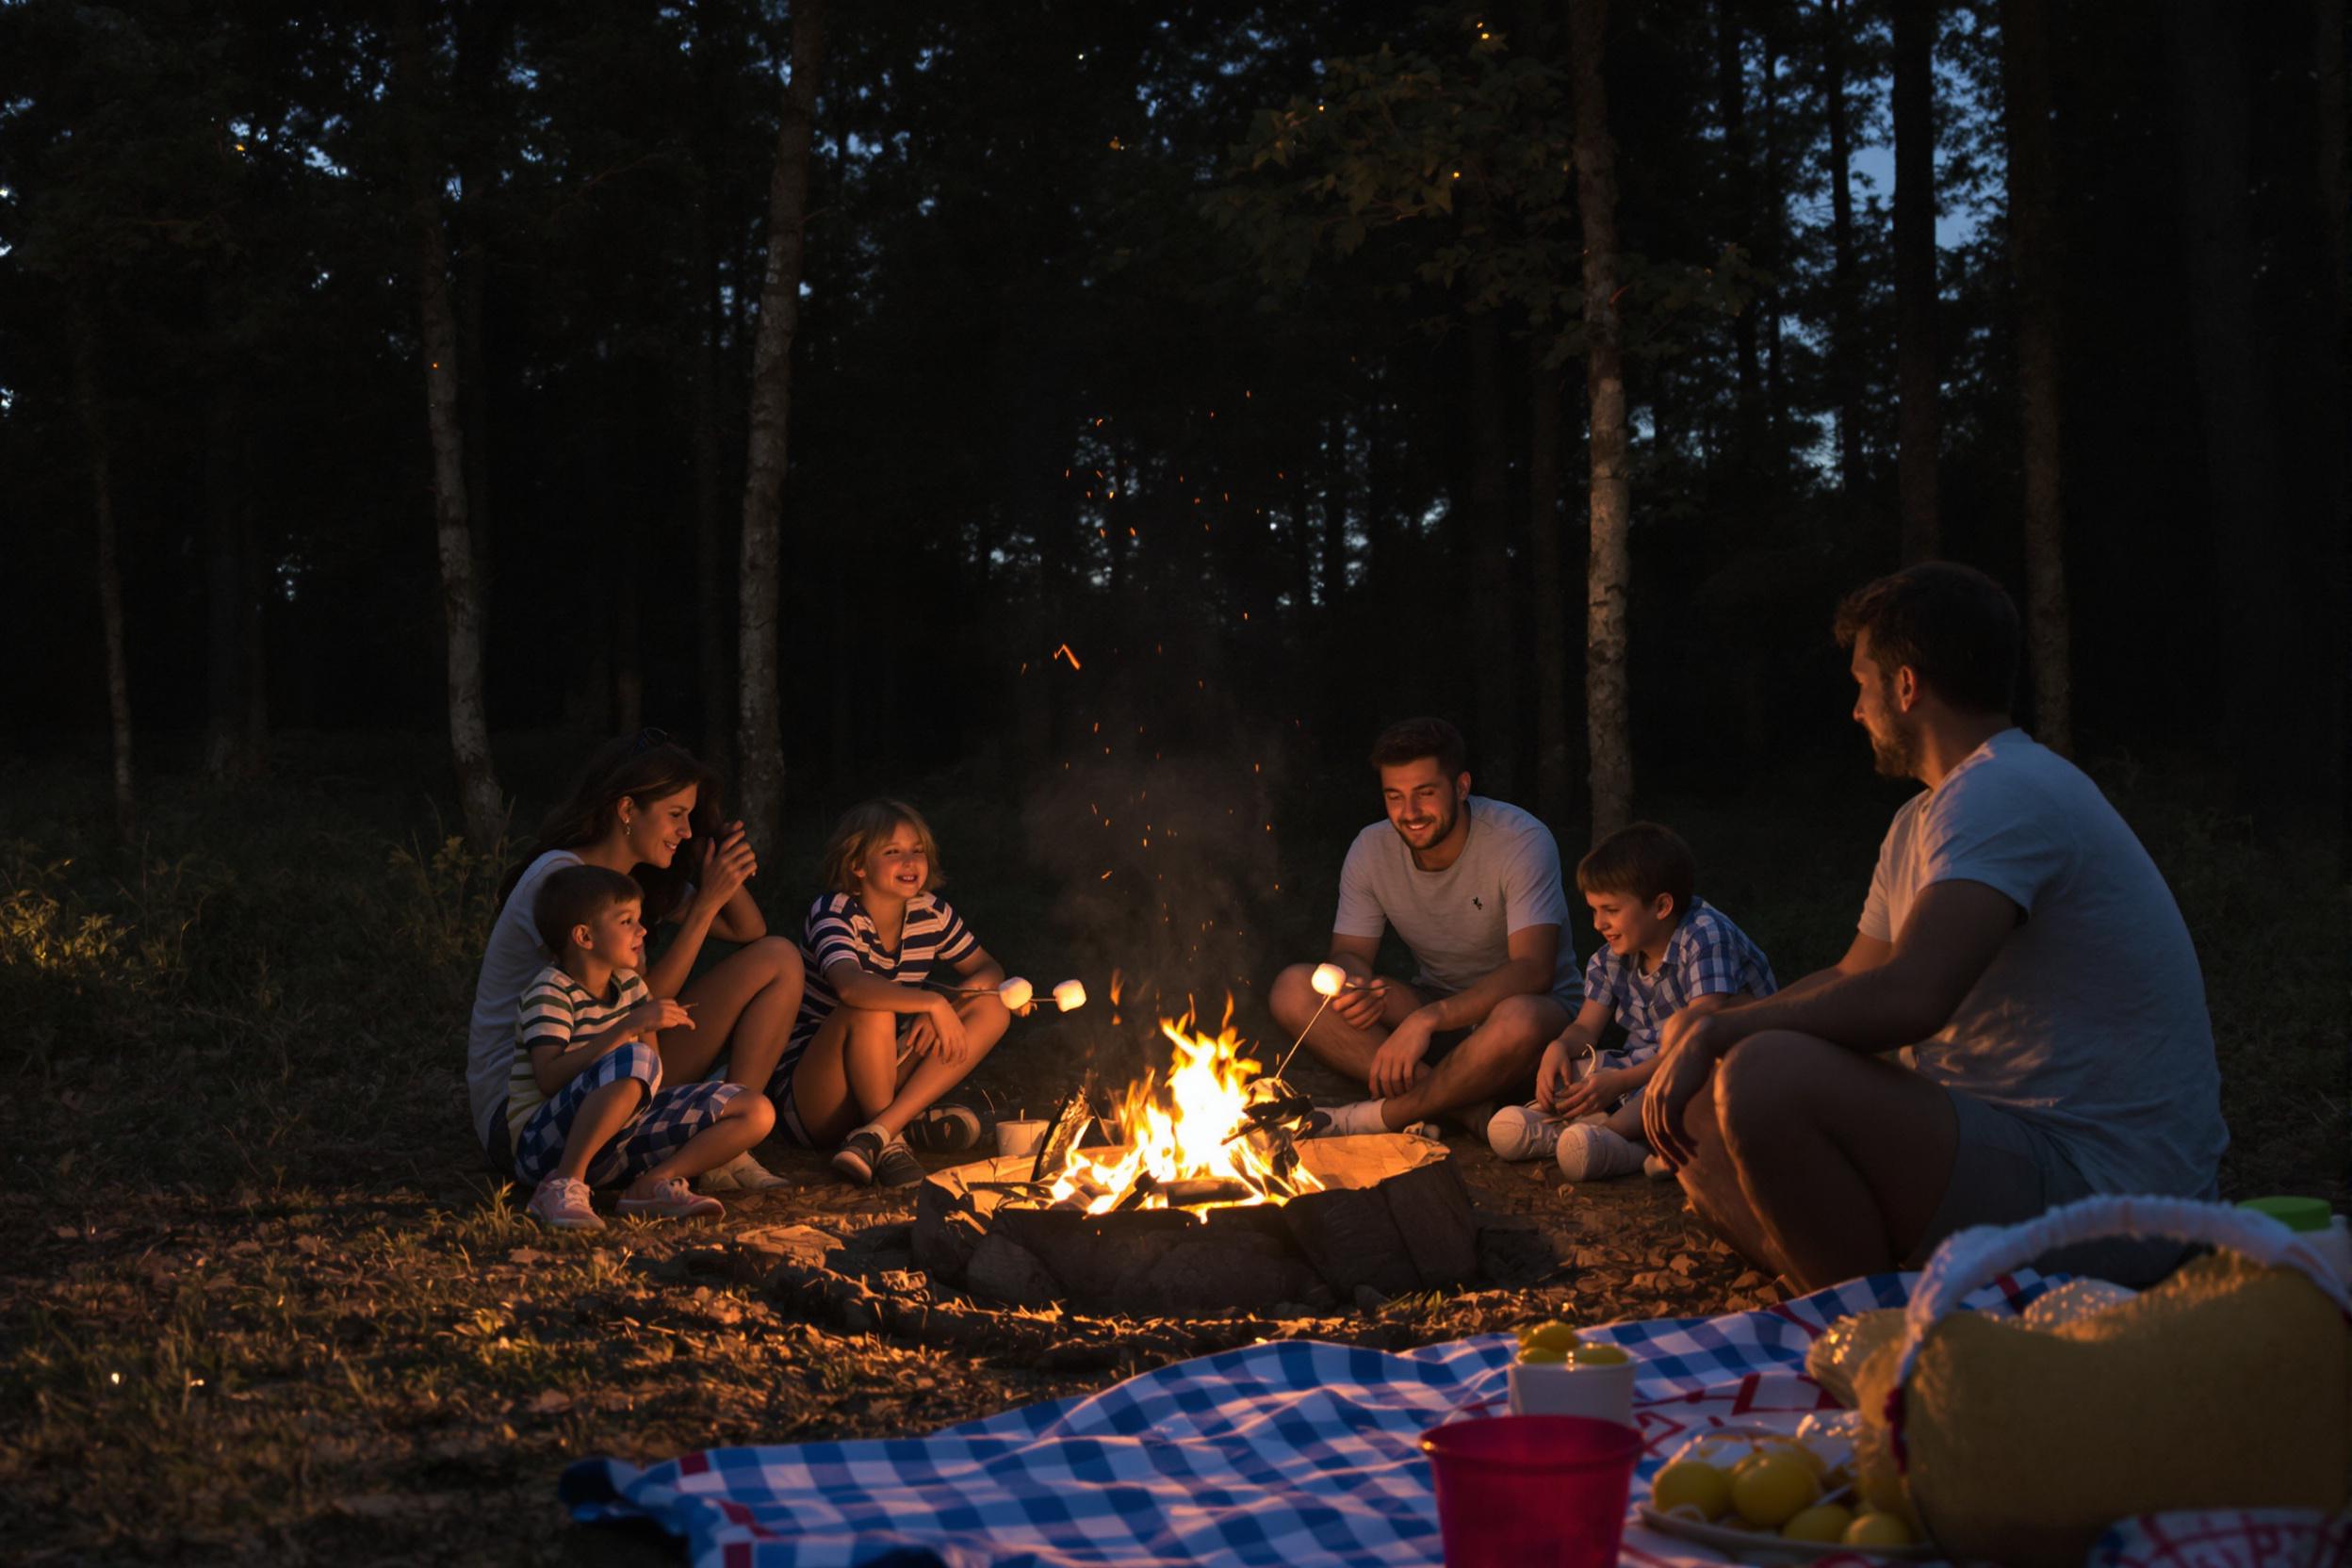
509,864,775,1229
1486,822,1778,1180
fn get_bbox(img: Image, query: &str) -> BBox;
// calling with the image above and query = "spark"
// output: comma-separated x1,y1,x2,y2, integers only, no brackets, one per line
1054,643,1082,670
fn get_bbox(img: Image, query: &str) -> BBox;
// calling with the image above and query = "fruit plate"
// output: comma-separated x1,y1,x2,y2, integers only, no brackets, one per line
1636,1505,1942,1562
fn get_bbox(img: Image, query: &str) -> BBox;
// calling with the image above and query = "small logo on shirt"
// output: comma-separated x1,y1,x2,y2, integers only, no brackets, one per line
1471,896,1483,910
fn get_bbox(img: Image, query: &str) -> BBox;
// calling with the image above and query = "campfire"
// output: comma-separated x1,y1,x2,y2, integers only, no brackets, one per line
914,1000,1486,1315
1041,1003,1326,1215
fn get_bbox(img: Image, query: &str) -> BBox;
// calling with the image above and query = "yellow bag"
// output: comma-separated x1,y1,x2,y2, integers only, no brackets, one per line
1849,1195,2352,1568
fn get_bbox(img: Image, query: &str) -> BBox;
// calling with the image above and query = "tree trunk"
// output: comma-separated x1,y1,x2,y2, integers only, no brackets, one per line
1999,0,2070,754
2162,7,2294,812
1466,304,1516,794
1822,0,1866,507
1716,0,1760,468
2319,0,2350,862
203,376,253,780
737,0,826,845
240,503,269,760
1572,0,1634,841
400,3,506,855
1893,0,1941,562
690,185,733,775
74,312,136,847
1528,360,1572,829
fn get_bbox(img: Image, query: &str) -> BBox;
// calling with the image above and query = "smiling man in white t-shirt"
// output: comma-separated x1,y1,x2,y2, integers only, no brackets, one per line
1268,717,1581,1137
1642,563,2229,1289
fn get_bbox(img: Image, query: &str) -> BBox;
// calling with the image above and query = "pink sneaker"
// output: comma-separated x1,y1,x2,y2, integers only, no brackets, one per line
617,1177,723,1220
526,1176,604,1231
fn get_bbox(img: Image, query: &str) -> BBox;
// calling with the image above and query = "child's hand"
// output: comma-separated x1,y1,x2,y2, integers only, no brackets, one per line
1556,1064,1616,1121
923,993,970,1063
629,997,694,1038
1535,1039,1574,1110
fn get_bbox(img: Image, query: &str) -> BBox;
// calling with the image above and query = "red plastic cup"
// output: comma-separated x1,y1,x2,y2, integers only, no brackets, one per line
1420,1413,1642,1568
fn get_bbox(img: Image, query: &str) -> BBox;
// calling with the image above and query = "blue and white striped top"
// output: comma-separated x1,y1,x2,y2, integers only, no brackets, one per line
781,890,979,1073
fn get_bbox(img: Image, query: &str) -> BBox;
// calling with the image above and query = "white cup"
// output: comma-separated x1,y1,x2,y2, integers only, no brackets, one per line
995,1119,1049,1160
1508,1354,1635,1427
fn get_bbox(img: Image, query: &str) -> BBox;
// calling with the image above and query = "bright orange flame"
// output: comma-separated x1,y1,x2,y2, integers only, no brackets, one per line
1045,1003,1323,1215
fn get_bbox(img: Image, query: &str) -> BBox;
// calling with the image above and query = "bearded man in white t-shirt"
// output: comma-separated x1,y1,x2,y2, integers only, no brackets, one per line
1643,563,2228,1289
1269,717,1582,1137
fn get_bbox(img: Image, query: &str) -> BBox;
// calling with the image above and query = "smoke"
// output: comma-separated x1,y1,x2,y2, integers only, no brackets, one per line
1021,744,1297,1094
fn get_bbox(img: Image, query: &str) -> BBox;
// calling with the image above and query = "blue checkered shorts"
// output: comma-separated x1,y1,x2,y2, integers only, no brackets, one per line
512,1041,743,1187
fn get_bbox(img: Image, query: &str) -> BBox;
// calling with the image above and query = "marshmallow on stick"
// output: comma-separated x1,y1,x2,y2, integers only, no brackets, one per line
1311,962,1348,997
1053,979,1087,1012
997,976,1034,1011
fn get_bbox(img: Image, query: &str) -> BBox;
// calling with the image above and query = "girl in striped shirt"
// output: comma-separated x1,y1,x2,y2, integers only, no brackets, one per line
772,800,1013,1187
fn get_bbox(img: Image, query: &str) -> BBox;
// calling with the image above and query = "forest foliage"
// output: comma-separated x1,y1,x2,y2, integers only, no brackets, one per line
2,0,2344,840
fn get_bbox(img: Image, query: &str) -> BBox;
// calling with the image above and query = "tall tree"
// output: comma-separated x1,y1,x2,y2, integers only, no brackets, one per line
737,0,826,843
1572,0,1633,839
1821,0,1867,506
1465,300,1518,792
74,307,136,847
400,2,506,854
2161,6,2294,809
1716,0,1762,468
1892,0,1941,561
2000,0,2069,753
1527,360,1573,827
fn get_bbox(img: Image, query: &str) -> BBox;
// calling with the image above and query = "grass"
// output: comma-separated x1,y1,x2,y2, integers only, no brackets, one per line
0,735,2342,1563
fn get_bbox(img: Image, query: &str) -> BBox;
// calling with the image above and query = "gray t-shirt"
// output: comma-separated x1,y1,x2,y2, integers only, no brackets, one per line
1333,796,1580,1004
466,849,581,1148
1860,729,2228,1199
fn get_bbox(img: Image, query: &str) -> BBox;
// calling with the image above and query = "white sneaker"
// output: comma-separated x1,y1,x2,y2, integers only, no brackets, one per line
1642,1153,1674,1180
1486,1102,1568,1162
695,1150,791,1193
1556,1123,1649,1181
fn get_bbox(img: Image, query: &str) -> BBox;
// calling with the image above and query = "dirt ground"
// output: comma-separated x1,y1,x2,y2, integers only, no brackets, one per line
5,1102,1766,1568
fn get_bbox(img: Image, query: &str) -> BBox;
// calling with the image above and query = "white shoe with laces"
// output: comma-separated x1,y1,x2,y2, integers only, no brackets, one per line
1555,1123,1650,1182
1486,1102,1568,1162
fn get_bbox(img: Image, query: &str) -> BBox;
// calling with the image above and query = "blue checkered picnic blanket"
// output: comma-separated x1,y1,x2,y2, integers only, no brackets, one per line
562,1271,2054,1568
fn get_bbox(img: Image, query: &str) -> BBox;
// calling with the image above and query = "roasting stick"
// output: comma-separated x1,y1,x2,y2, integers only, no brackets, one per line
1269,962,1350,1082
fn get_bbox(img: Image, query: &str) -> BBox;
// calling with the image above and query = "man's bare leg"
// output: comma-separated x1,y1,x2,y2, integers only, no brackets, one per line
1380,993,1567,1130
1667,1070,1794,1281
1266,963,1429,1085
1710,1031,1959,1292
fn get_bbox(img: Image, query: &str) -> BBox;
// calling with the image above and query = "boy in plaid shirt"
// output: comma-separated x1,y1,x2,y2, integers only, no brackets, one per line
508,865,776,1230
1486,822,1777,1180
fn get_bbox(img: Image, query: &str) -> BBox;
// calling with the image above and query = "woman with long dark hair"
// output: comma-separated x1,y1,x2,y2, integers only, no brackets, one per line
466,731,803,1191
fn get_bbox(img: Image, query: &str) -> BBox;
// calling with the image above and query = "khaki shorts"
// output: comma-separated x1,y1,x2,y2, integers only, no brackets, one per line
1903,1087,2194,1287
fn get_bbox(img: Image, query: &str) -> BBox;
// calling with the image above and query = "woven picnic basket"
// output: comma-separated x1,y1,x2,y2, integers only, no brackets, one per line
1845,1194,2352,1568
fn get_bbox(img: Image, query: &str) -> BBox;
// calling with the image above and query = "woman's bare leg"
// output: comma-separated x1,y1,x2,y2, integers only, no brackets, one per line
666,937,804,1089
778,1006,891,1149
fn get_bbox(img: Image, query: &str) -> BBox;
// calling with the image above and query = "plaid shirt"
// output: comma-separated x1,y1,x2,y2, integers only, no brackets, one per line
1582,897,1776,1063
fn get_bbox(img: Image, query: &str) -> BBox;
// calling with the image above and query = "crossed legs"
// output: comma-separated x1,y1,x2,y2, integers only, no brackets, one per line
784,993,1012,1148
1669,1030,1958,1292
1266,964,1565,1133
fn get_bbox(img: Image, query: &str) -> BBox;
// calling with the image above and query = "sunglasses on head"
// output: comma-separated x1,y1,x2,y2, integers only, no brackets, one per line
630,727,672,755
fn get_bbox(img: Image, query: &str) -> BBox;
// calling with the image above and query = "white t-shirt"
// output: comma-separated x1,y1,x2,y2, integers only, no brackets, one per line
466,849,582,1147
1333,796,1580,1004
1860,729,2228,1199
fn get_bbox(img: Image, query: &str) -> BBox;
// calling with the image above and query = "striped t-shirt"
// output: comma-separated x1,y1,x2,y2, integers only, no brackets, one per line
784,891,978,1071
507,963,652,1141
